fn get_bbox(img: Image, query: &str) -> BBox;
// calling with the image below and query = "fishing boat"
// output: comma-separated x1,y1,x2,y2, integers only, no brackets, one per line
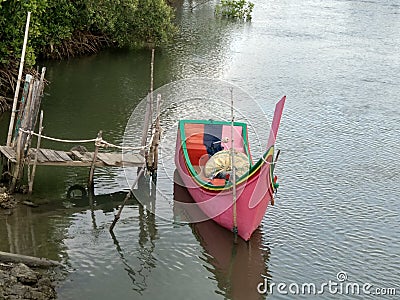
174,96,286,241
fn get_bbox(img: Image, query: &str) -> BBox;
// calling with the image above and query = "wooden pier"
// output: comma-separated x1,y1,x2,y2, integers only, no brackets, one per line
0,146,145,167
1,14,159,232
1,49,161,195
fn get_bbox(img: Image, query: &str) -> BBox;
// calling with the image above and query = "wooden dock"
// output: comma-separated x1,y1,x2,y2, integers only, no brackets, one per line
1,25,159,231
1,47,161,199
0,146,145,167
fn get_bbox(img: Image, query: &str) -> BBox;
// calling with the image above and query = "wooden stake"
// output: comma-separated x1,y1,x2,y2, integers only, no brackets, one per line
12,74,32,146
151,94,162,181
6,12,31,146
140,94,152,156
88,131,102,193
109,168,145,232
30,67,46,131
10,81,34,192
140,49,155,157
150,48,154,97
150,48,155,120
28,110,43,194
230,88,238,243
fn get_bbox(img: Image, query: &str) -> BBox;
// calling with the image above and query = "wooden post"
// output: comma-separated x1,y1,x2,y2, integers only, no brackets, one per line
140,49,155,157
230,88,238,243
29,67,46,132
88,130,102,193
24,79,40,149
151,94,162,182
150,48,154,97
12,74,32,146
146,93,161,173
6,12,31,146
150,48,155,123
110,167,145,232
28,110,43,194
9,81,34,192
140,94,152,157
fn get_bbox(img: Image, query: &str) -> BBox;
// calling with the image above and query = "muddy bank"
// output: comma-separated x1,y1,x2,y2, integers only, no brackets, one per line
0,262,57,299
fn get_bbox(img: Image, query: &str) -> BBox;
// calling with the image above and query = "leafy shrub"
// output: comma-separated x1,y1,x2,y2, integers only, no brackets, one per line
0,0,176,96
215,0,254,21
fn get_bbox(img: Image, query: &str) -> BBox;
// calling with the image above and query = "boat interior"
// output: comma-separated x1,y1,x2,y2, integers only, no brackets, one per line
182,122,251,185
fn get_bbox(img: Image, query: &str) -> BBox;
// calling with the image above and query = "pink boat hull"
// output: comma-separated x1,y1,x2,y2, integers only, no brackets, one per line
175,146,274,241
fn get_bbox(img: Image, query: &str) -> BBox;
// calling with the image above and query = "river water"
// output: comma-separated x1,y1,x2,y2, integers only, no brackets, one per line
0,0,399,299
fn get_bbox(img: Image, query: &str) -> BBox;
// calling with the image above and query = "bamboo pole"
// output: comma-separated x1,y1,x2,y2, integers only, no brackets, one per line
146,94,161,174
140,49,155,158
150,48,155,120
140,94,152,156
6,12,31,146
150,94,162,181
230,88,238,243
88,131,102,192
150,49,154,92
28,110,43,194
109,167,145,232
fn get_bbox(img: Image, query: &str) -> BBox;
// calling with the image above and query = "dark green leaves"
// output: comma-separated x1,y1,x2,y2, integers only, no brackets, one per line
215,0,254,21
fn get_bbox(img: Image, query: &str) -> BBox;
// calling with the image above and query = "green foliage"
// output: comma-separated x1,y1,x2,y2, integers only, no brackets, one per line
82,0,176,48
132,0,176,47
215,0,254,21
0,0,46,66
0,0,176,69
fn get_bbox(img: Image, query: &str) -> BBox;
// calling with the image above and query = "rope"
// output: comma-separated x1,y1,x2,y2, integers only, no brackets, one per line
19,128,152,151
261,156,276,165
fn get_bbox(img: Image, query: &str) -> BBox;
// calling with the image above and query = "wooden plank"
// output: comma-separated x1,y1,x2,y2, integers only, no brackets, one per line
27,149,48,163
71,150,84,161
71,150,93,162
97,153,117,166
39,149,53,161
97,153,145,166
40,149,65,162
36,149,48,163
0,146,12,159
23,156,144,167
0,146,17,163
122,153,145,165
38,149,54,162
1,145,144,167
30,161,93,167
54,150,73,162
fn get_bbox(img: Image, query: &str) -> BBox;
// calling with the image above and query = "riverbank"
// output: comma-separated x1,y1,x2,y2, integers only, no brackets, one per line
0,188,60,299
0,262,57,299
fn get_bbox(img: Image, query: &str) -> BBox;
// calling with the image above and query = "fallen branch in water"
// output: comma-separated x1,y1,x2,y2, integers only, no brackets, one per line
0,251,63,268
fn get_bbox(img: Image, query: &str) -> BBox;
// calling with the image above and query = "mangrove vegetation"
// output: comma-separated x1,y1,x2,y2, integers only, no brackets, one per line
0,0,176,109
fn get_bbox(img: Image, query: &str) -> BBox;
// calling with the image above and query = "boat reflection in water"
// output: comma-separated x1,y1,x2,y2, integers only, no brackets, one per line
173,171,271,300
